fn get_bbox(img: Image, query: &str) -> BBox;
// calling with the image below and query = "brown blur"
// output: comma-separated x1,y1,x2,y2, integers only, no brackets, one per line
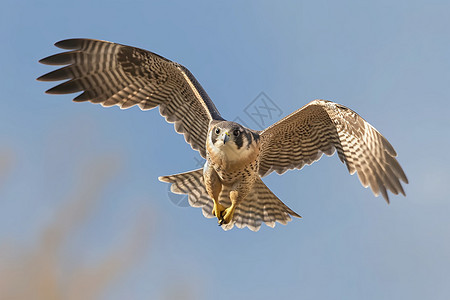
0,149,14,190
0,155,153,300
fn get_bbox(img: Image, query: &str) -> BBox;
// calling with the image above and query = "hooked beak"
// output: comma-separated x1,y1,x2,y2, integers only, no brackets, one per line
223,132,230,144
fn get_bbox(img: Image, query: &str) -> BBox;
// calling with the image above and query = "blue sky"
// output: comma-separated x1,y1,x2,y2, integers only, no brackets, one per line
1,0,450,299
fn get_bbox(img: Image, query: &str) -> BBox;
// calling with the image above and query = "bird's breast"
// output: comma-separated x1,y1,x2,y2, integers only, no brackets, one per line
206,143,260,185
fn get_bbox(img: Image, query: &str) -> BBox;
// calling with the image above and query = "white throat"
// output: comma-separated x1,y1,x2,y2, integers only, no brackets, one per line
207,131,251,164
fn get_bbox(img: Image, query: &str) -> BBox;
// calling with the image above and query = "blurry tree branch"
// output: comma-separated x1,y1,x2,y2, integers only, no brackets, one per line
0,155,153,300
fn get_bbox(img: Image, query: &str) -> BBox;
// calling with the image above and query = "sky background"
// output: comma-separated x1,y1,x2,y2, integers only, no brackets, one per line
1,0,450,299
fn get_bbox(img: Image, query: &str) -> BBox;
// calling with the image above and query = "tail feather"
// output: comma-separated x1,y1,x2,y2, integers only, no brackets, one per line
220,178,301,231
159,170,301,231
158,168,214,218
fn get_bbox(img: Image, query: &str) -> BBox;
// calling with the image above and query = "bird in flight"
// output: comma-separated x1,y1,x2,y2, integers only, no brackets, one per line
38,39,408,231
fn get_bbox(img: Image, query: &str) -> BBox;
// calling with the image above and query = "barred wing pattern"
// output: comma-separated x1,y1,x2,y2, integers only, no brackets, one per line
259,100,408,202
159,170,300,231
38,39,223,158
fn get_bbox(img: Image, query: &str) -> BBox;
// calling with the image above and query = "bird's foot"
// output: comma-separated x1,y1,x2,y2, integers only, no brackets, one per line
219,205,235,225
212,202,226,223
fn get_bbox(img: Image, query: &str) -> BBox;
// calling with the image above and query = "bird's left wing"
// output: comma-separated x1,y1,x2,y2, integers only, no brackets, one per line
38,39,223,158
258,99,408,202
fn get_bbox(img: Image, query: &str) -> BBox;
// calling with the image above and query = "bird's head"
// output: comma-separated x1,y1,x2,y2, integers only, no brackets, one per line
208,121,259,161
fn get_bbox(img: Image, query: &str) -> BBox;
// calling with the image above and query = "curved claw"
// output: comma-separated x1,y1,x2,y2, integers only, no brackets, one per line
212,202,226,224
221,206,235,225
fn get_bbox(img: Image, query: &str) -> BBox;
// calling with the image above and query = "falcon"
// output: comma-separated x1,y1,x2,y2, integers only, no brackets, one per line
38,39,408,231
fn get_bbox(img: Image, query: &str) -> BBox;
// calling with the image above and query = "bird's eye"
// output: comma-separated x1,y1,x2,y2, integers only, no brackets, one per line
215,128,221,134
233,129,240,137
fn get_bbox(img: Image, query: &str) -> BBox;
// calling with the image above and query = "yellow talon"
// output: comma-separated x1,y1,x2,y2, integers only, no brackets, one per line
212,202,226,221
220,205,235,225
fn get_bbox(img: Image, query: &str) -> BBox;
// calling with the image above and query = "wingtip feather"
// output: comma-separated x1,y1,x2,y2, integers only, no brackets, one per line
54,39,84,50
158,176,169,183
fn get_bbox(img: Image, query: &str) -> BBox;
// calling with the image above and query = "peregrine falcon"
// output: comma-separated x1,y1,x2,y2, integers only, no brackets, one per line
38,39,408,231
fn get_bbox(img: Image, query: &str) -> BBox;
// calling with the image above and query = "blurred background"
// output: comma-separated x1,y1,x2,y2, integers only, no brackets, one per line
1,0,449,299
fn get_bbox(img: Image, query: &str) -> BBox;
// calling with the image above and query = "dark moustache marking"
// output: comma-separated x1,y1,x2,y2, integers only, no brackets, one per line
211,129,218,145
234,130,244,149
245,131,253,149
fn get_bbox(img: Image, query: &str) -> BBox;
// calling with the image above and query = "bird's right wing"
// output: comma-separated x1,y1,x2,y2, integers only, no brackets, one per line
38,38,223,158
258,100,408,202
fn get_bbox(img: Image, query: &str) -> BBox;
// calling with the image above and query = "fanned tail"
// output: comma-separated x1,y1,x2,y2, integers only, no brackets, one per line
220,178,301,232
159,169,214,219
159,170,301,231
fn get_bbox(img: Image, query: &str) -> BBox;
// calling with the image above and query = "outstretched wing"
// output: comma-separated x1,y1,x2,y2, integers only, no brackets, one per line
258,99,408,202
38,38,223,158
